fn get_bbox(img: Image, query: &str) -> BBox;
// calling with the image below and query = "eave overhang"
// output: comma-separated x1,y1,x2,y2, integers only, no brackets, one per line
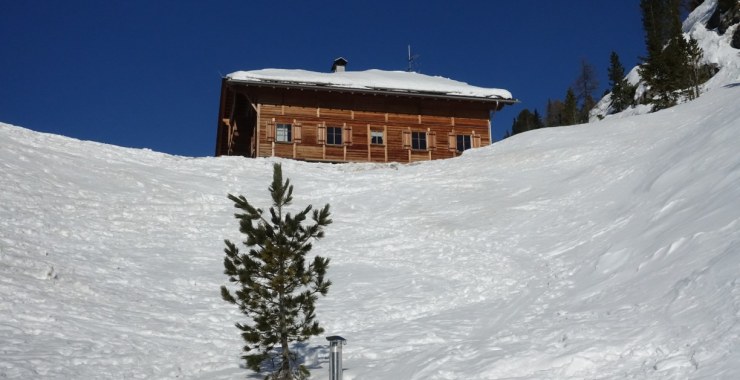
225,77,519,108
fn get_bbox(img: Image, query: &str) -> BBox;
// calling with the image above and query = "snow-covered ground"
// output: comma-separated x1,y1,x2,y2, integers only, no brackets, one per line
2,2,740,377
2,80,740,379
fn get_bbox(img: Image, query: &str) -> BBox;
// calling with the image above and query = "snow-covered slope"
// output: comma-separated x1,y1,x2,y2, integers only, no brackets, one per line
2,84,740,379
592,0,740,120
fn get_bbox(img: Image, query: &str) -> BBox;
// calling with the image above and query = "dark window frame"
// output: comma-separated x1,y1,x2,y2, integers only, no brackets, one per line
276,123,292,143
412,131,427,150
370,130,384,145
456,135,472,152
327,126,343,145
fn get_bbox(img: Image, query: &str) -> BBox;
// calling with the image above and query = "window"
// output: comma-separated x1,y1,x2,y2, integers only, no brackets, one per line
327,126,342,145
456,135,472,152
370,130,384,145
276,123,292,142
412,131,427,150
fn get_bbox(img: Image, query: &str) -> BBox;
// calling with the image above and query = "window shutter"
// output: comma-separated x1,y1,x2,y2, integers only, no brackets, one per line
317,124,326,144
266,121,275,142
293,123,302,143
343,125,353,146
428,131,437,150
402,130,411,149
473,134,482,148
448,132,456,151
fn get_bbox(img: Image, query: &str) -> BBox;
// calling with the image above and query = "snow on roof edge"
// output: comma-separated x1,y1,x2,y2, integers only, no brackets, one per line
226,69,514,101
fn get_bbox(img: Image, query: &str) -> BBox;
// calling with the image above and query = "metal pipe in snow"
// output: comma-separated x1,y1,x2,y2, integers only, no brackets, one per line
326,336,346,380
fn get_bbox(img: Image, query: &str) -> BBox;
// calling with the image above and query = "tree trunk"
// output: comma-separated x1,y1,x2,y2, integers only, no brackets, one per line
279,335,291,378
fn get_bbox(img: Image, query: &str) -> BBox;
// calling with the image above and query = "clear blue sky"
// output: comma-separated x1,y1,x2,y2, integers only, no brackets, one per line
1,1,645,157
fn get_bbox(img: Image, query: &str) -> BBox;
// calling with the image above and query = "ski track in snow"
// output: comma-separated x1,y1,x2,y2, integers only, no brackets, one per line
1,84,739,379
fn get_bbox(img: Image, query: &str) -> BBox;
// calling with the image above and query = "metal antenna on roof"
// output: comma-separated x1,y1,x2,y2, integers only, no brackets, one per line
407,45,420,72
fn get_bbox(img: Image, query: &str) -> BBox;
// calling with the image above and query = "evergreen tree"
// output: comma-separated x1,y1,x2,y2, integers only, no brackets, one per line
220,163,332,380
608,51,636,113
684,0,704,13
639,0,701,110
686,37,703,99
511,109,544,136
533,109,544,129
562,88,579,126
641,0,683,55
546,99,565,127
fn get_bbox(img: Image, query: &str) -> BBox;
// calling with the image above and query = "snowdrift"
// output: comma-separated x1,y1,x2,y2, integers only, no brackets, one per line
2,81,739,379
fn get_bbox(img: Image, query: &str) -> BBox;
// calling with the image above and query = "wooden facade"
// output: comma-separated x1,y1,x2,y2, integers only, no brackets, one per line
215,72,515,163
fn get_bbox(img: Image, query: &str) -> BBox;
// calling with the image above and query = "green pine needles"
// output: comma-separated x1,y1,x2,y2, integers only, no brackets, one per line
639,0,714,110
220,163,332,380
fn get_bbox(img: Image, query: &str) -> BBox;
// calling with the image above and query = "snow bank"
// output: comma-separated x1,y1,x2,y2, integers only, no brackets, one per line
1,85,740,379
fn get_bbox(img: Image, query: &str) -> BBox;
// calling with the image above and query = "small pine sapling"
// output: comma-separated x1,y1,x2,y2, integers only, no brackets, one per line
220,163,332,380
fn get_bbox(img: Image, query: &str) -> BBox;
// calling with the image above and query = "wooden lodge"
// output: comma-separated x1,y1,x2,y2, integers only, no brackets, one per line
215,58,516,163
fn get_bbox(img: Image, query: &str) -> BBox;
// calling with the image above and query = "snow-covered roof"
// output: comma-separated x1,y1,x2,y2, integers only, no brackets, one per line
226,69,514,102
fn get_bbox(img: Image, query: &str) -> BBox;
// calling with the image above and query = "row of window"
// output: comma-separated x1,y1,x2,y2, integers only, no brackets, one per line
275,123,346,145
272,123,475,152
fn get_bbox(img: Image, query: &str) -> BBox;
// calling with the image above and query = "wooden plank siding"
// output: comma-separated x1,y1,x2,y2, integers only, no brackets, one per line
216,83,502,163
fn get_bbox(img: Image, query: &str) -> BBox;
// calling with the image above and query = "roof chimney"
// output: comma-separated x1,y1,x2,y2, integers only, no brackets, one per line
331,57,348,73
